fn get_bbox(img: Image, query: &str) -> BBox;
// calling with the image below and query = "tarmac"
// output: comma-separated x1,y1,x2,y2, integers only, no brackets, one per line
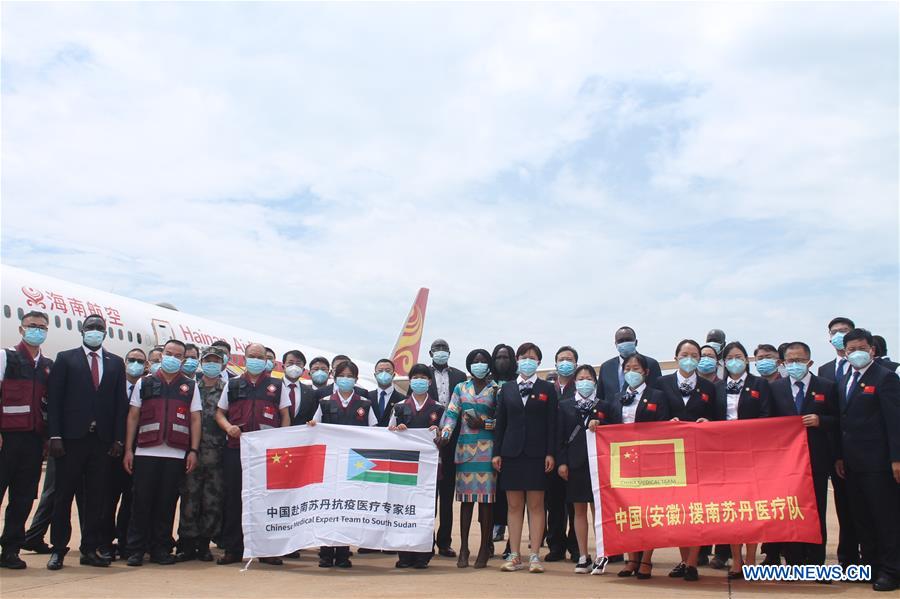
0,476,879,598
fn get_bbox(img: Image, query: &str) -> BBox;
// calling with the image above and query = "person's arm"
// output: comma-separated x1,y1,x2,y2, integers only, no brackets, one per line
110,360,127,456
387,408,399,430
545,384,559,471
555,404,568,479
123,405,141,474
307,405,323,426
368,407,378,427
813,381,838,432
47,352,67,456
758,379,772,418
441,388,462,436
215,405,241,440
491,390,507,471
876,371,900,483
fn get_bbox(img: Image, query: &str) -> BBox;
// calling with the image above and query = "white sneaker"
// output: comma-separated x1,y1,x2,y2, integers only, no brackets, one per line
590,556,609,575
528,553,544,573
500,553,524,572
574,554,592,574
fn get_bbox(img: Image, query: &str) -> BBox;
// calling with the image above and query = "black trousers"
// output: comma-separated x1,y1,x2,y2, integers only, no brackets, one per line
126,455,184,556
319,546,351,561
781,471,828,565
397,550,431,566
832,467,861,564
544,471,567,554
101,454,132,551
50,433,110,554
435,450,455,549
0,432,44,554
24,457,84,546
847,468,900,578
221,447,244,556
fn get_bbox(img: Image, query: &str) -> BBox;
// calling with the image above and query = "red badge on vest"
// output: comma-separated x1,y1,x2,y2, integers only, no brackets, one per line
864,385,876,394
429,412,438,422
176,405,188,420
750,389,760,399
45,366,51,375
179,384,189,395
700,393,709,402
356,407,365,420
814,393,825,403
537,393,548,402
646,402,657,412
263,405,275,420
596,411,605,420
267,384,277,396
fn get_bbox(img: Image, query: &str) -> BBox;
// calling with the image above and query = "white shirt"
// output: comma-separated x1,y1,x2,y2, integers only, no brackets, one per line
517,373,538,406
282,378,303,417
676,371,697,405
433,367,451,406
130,377,202,460
82,345,104,382
387,395,429,428
216,379,290,411
126,379,139,400
846,362,874,396
0,344,42,385
725,375,746,421
622,383,644,424
312,392,378,426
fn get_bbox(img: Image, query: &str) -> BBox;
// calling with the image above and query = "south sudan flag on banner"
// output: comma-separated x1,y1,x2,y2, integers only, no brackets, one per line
347,449,420,486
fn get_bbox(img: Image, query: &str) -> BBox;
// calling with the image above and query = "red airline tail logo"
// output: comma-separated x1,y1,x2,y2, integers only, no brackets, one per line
390,288,429,378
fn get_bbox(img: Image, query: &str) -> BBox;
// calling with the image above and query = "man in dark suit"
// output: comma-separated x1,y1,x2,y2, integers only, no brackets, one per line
835,328,900,592
546,346,578,562
816,316,859,569
874,335,900,373
368,359,405,427
46,314,128,570
280,349,318,426
597,327,662,401
769,342,837,568
426,339,466,557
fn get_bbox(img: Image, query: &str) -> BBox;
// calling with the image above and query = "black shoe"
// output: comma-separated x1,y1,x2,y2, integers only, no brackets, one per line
544,550,566,562
607,554,624,563
728,570,743,580
0,552,27,569
357,548,378,554
259,557,283,565
873,574,899,592
684,566,699,581
22,540,52,554
318,558,334,568
413,561,429,569
335,558,352,568
96,548,113,562
79,552,110,567
150,553,176,565
395,559,413,568
197,546,214,562
382,550,397,555
47,552,65,570
283,551,300,559
708,556,727,569
636,561,653,580
697,553,710,566
669,562,687,578
437,546,456,558
217,553,242,565
127,553,144,567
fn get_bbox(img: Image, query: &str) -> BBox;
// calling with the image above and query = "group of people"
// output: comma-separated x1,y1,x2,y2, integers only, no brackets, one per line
0,311,898,592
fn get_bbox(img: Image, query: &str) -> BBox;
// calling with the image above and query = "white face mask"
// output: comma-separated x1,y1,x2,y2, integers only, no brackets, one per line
284,364,304,379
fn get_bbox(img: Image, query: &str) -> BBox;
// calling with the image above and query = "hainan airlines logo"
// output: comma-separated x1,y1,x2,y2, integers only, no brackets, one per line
20,287,125,325
390,289,429,377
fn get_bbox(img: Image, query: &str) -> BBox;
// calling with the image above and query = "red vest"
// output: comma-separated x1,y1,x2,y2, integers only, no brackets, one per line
319,392,372,426
136,371,194,451
226,374,282,448
0,342,53,435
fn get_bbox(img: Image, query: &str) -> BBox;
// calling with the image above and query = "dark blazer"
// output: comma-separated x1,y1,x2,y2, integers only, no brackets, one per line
817,358,849,382
291,383,319,425
493,378,558,459
770,374,837,473
314,382,369,400
555,380,576,401
426,365,467,403
606,386,670,424
47,346,128,443
555,397,603,470
597,354,662,401
715,374,772,421
836,361,900,473
877,357,900,372
368,387,406,427
654,373,718,422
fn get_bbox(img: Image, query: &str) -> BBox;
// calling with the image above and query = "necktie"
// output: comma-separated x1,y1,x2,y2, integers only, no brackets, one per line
794,381,805,414
621,390,638,406
727,380,743,394
617,368,626,393
679,381,694,395
379,390,387,415
836,358,848,381
89,352,100,389
847,371,861,403
288,383,297,414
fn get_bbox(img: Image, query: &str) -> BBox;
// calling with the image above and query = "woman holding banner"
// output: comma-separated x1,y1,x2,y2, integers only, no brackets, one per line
440,349,498,569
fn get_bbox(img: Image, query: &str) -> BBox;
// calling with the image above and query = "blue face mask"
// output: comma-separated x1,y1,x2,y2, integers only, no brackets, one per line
697,356,717,374
755,358,778,376
785,362,809,380
830,332,846,351
83,330,105,348
616,341,637,358
432,351,450,366
335,376,356,393
149,362,161,375
556,360,575,377
265,359,274,372
126,361,144,378
245,357,267,375
517,358,538,377
409,378,430,395
725,358,747,376
182,358,199,375
375,371,394,386
678,357,699,374
575,379,596,398
23,327,47,346
847,350,872,369
707,341,723,355
161,355,182,374
311,370,329,385
201,362,223,378
470,362,489,379
623,371,644,389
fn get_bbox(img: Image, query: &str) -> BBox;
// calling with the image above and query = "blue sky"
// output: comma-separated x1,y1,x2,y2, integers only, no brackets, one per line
2,2,897,369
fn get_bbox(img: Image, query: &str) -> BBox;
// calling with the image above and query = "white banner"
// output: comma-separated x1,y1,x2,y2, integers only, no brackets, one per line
240,423,439,558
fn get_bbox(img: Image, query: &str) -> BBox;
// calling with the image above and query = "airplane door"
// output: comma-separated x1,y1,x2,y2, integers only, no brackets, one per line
151,319,175,346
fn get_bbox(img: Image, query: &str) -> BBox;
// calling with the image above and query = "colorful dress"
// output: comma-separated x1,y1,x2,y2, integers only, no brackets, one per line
440,379,498,503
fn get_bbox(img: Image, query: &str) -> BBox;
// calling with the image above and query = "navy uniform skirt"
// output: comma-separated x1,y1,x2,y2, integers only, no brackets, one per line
565,464,593,503
499,456,546,491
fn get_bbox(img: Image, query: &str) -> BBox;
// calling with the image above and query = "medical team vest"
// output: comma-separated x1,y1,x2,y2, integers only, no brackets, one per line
392,398,444,429
319,393,372,426
0,342,52,435
137,371,195,451
226,374,282,448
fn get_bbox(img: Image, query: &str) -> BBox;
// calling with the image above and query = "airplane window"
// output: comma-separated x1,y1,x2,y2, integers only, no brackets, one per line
128,331,133,342
66,318,72,330
3,305,10,318
118,329,123,340
17,307,24,320
108,327,113,336
55,315,61,328
77,320,83,332
137,332,142,344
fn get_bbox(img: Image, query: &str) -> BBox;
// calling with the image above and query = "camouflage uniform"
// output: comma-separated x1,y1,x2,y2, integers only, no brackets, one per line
177,375,225,547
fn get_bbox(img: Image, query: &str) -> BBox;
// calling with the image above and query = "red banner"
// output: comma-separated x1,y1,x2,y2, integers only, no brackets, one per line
588,417,822,556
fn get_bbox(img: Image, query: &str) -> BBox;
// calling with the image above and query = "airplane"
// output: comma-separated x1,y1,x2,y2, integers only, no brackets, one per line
0,264,429,389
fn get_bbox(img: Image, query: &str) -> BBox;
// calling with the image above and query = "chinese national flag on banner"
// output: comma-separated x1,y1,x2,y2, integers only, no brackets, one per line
588,417,822,556
266,444,327,490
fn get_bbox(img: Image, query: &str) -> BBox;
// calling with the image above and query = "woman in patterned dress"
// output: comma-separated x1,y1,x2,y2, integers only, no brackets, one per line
440,348,498,569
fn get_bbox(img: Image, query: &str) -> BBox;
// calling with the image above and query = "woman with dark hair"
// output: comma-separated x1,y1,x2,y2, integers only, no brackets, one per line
717,341,772,579
490,344,517,554
440,349,498,568
557,364,608,575
697,344,720,384
492,342,558,573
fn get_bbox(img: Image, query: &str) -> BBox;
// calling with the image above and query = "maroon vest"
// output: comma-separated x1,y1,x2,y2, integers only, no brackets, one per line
393,397,444,429
0,342,53,435
319,392,372,426
137,371,194,451
226,374,282,448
